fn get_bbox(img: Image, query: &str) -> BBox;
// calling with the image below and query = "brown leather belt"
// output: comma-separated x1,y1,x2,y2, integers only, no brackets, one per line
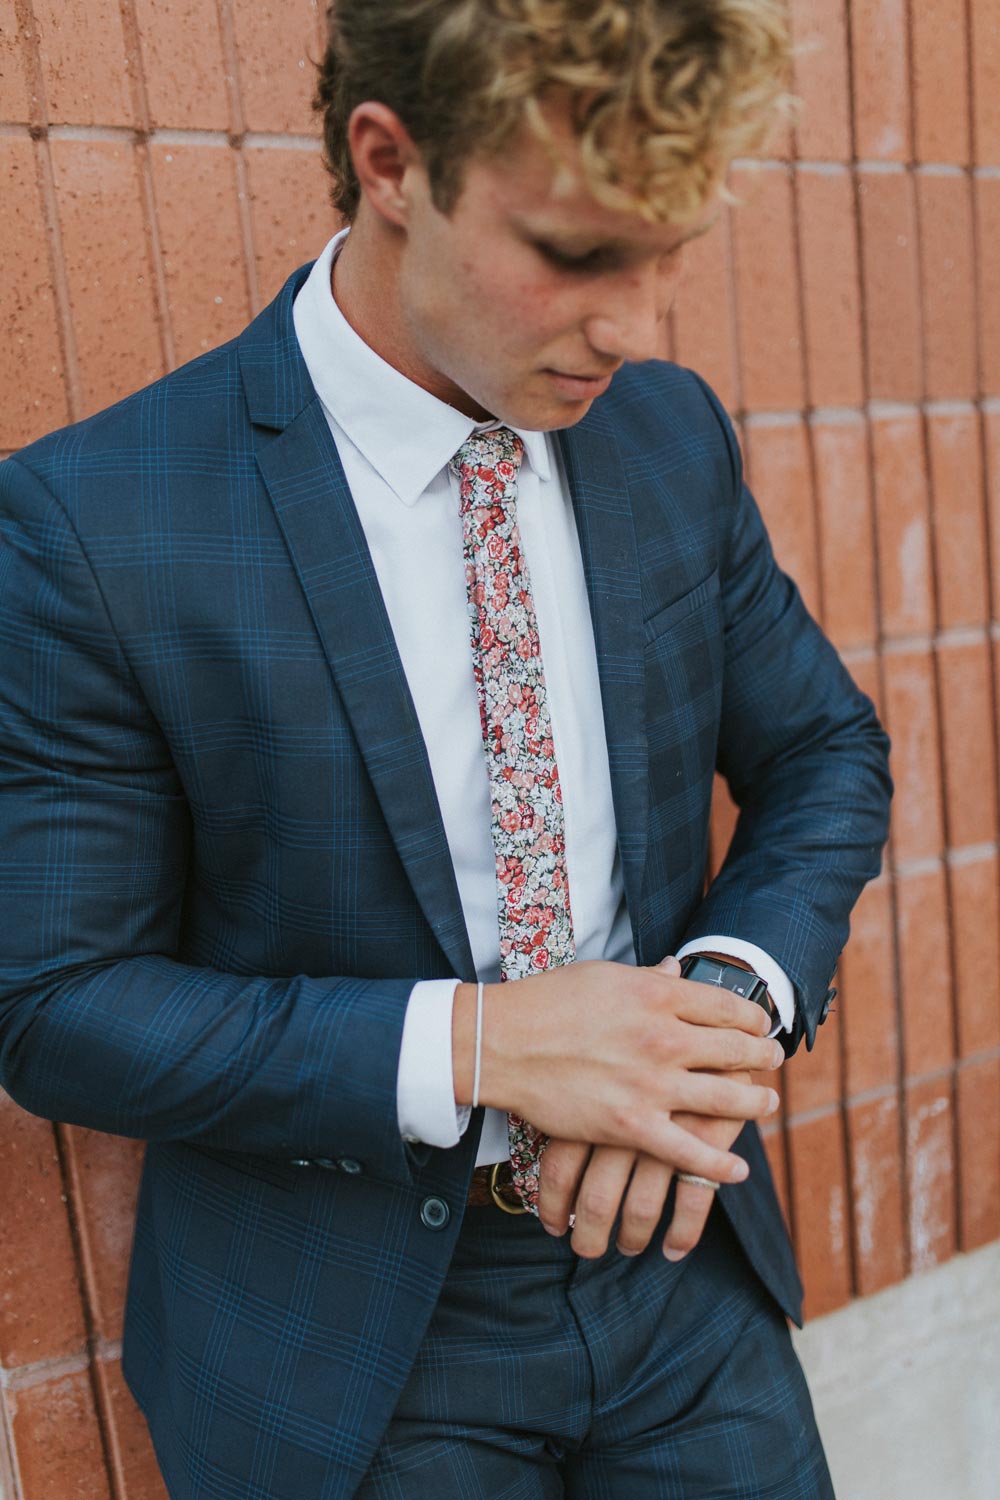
467,1160,528,1213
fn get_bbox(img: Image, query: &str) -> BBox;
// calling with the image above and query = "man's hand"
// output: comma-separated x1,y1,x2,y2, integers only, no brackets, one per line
537,1086,753,1260
534,954,780,1260
454,953,784,1187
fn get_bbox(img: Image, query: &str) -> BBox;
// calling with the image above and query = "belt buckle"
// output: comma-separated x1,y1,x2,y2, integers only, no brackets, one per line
489,1161,528,1215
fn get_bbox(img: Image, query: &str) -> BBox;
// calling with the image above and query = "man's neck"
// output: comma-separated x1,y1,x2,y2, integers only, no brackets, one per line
331,214,489,420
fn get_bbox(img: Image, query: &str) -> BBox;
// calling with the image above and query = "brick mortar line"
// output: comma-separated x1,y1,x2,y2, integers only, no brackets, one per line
780,1047,1000,1132
2,126,990,169
0,1340,125,1393
0,1350,91,1393
738,399,1000,425
215,0,262,318
32,134,81,426
890,845,1000,880
0,121,320,148
51,1123,123,1499
10,0,43,135
0,1385,22,1500
908,57,969,1301
850,10,916,1268
882,625,995,651
807,627,997,660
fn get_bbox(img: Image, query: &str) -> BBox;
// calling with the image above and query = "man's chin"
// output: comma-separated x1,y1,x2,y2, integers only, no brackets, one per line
494,388,599,433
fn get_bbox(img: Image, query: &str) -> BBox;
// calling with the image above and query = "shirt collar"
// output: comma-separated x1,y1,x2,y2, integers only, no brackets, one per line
293,231,552,506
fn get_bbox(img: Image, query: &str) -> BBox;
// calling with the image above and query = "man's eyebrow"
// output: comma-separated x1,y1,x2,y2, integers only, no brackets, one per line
524,209,722,253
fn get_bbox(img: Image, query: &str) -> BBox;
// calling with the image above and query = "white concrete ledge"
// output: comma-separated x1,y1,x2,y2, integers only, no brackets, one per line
794,1241,1000,1499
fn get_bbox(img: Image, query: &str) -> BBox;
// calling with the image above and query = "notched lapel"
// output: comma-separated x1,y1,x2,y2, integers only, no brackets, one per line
558,411,649,953
248,387,475,982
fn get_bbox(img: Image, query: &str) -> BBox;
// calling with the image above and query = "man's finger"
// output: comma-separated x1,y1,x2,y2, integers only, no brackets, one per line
570,1146,636,1259
662,1179,718,1262
669,1072,779,1122
616,1153,673,1257
538,1138,591,1234
633,1117,751,1184
675,1022,784,1075
669,979,772,1036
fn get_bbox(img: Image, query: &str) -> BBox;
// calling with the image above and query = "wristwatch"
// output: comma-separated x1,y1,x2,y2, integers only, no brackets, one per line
679,953,775,1023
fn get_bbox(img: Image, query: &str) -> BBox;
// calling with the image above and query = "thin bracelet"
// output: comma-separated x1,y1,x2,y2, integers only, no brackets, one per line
472,981,484,1108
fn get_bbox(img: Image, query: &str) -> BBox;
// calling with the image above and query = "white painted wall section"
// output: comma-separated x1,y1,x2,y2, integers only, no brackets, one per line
794,1240,1000,1500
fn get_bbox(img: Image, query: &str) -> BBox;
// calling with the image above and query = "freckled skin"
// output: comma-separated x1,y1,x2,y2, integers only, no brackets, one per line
334,93,717,430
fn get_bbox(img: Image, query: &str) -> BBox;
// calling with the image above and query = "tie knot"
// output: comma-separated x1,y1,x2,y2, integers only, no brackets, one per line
449,428,524,491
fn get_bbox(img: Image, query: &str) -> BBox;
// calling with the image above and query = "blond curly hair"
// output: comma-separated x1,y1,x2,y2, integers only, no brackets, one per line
315,0,792,224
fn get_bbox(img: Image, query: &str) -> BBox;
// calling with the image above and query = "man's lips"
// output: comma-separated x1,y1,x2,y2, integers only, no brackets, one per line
545,368,618,397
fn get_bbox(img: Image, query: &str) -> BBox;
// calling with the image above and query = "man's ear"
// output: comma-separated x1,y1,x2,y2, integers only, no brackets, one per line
347,101,422,227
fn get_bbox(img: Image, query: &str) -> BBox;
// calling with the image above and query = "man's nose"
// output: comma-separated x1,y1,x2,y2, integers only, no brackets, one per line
583,254,682,364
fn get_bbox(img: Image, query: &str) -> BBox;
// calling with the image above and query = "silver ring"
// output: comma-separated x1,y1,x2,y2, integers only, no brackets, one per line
676,1172,720,1192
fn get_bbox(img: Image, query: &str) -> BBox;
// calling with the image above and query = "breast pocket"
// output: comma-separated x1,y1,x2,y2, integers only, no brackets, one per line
644,568,721,646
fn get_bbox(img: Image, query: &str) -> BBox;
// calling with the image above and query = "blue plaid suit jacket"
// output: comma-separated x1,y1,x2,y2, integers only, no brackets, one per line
0,264,891,1498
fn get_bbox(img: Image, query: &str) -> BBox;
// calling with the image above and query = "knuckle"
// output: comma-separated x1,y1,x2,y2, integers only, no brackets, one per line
611,1102,641,1141
750,1085,774,1117
577,1189,614,1222
542,1157,573,1191
707,1079,735,1115
720,1031,741,1069
627,1193,663,1226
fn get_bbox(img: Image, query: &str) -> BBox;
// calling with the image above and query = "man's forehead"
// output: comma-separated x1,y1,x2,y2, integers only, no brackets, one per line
481,95,721,251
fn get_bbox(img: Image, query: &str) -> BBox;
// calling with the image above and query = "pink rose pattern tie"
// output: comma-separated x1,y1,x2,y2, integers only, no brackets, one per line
450,428,576,1214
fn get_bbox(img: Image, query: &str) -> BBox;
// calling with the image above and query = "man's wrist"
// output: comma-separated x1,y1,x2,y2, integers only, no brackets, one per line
452,982,477,1107
676,938,795,1033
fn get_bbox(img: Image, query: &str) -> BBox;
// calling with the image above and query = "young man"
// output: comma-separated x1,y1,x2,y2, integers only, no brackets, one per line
0,1,890,1495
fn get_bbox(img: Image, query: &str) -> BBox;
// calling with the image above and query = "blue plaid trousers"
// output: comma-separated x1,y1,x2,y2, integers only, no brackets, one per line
357,1199,834,1498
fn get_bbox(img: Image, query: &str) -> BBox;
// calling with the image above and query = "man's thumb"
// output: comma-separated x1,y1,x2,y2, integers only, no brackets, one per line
656,954,682,977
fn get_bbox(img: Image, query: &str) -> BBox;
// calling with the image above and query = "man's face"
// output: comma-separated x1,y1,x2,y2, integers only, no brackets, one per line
393,96,718,429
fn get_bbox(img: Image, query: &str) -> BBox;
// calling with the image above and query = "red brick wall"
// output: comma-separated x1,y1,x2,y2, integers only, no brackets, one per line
1,1,999,1494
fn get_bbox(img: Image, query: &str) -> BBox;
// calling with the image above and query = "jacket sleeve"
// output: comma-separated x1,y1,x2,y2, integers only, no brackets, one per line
680,379,893,1055
0,456,418,1183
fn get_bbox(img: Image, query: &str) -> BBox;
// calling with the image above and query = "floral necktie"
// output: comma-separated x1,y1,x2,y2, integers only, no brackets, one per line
450,428,576,1213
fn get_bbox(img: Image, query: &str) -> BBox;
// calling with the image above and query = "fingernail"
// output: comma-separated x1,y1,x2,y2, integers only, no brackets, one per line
733,1160,750,1181
772,1044,785,1067
663,1247,687,1262
767,1089,780,1114
617,1244,642,1258
540,1221,563,1236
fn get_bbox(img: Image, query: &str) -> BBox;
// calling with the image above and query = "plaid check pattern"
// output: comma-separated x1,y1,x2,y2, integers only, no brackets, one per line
359,1203,834,1497
0,262,891,1498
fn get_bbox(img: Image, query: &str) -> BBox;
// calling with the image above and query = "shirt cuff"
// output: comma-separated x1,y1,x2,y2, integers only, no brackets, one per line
396,979,472,1148
675,936,796,1036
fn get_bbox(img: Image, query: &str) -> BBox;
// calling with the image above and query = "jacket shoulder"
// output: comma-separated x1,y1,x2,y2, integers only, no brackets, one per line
7,260,313,518
595,359,742,513
9,338,240,498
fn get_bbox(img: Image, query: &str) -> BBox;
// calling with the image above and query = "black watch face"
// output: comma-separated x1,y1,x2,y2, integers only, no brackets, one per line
684,957,733,989
682,956,770,1009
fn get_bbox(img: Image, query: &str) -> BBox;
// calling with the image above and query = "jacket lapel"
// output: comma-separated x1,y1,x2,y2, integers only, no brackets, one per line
238,267,649,973
239,269,476,982
558,410,650,953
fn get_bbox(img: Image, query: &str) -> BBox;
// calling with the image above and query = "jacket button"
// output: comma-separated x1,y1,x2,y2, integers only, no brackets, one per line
337,1157,363,1175
420,1196,450,1231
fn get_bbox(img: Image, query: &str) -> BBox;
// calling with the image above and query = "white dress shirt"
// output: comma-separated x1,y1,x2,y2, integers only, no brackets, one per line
293,232,793,1165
